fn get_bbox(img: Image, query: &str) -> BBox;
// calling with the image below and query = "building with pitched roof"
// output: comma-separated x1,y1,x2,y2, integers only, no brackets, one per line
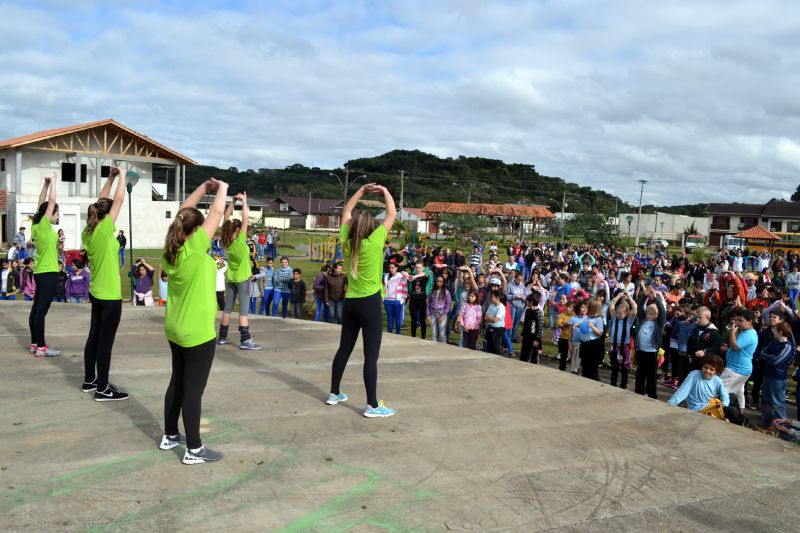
264,196,344,229
706,200,800,247
421,201,555,237
0,119,194,248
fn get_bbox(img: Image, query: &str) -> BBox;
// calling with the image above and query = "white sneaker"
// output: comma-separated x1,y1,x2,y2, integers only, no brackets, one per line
326,392,349,405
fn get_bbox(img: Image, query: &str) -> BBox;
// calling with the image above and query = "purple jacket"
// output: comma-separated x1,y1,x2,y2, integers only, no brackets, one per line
66,270,90,299
313,272,327,299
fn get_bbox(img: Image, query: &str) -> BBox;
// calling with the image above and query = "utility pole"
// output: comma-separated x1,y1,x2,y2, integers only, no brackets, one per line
560,188,566,243
343,167,350,204
398,170,406,213
635,179,647,248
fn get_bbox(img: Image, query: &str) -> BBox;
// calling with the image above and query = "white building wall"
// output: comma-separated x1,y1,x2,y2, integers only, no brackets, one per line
12,149,179,249
618,212,710,241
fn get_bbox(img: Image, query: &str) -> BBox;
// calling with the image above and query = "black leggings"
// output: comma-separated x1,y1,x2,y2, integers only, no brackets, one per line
165,338,216,450
83,296,122,389
558,338,569,371
29,272,59,347
580,337,603,380
409,298,427,339
609,349,629,389
330,292,382,408
634,350,658,399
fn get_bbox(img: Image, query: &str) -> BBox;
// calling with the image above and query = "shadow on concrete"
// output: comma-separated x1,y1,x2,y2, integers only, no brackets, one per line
217,347,363,415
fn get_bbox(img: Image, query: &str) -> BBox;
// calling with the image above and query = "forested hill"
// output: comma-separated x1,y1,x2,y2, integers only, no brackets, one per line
185,149,630,214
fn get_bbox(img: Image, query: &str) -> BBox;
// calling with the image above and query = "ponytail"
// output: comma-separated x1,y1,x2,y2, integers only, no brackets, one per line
85,198,112,235
220,219,242,249
163,208,204,266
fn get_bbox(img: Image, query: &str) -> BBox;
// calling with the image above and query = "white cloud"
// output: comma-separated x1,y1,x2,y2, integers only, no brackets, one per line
1,0,799,206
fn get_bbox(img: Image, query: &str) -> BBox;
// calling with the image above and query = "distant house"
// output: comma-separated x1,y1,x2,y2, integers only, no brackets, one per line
421,201,555,236
706,200,800,247
264,196,344,229
375,207,432,234
195,196,270,225
0,119,194,248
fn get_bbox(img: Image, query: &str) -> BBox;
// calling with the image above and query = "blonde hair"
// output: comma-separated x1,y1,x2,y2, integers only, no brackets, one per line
163,208,204,265
587,297,604,318
85,198,112,236
346,210,379,279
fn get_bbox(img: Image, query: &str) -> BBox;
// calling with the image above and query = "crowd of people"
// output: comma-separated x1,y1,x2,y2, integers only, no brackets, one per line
6,174,800,465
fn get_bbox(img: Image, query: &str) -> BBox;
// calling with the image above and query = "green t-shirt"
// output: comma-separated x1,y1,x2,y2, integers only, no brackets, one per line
340,223,387,299
82,216,121,300
226,231,251,283
163,229,216,348
32,217,58,274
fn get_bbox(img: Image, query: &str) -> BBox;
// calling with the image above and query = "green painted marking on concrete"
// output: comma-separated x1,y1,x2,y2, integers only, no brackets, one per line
276,462,434,533
0,417,239,513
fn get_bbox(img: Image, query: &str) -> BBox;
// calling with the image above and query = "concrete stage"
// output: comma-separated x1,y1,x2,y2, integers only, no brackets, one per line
2,302,800,532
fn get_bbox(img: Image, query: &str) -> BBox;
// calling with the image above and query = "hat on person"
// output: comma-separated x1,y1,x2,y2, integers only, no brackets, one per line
745,273,756,280
489,278,502,286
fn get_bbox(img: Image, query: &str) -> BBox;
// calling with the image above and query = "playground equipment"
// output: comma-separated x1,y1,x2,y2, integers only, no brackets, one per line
307,235,339,263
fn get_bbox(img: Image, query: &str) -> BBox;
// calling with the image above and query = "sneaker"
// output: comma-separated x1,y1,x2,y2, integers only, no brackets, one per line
28,344,36,355
326,392,349,405
81,378,98,392
94,385,130,402
363,400,396,418
217,337,229,345
159,433,187,450
182,445,223,465
239,338,262,351
35,345,61,358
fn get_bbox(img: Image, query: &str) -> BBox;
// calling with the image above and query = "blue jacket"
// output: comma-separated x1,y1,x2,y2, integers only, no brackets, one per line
759,340,794,380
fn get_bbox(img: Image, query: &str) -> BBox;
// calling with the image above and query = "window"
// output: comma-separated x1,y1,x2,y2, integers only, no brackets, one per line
101,166,110,178
789,221,800,233
739,216,758,229
770,221,783,232
711,216,730,230
62,163,87,183
1,158,5,172
165,211,171,219
279,203,289,212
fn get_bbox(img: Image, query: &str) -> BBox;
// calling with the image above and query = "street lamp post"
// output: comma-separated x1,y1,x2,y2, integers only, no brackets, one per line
451,181,489,204
125,171,140,301
330,171,367,204
660,221,665,240
625,215,634,247
634,179,647,248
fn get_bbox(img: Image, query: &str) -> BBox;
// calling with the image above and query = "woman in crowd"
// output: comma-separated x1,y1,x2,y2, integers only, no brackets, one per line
272,256,294,318
65,259,90,304
383,262,408,334
217,193,261,350
160,177,228,464
327,183,397,418
81,166,129,401
29,174,61,357
132,259,156,306
312,264,330,322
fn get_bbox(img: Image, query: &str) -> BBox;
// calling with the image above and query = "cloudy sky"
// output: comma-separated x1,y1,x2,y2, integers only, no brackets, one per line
2,0,799,206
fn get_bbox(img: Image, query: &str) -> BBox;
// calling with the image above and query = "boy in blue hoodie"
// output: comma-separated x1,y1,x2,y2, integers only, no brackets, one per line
759,321,795,427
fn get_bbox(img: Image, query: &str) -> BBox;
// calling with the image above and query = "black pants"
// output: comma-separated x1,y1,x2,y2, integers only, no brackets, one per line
486,326,503,355
409,298,427,339
558,338,569,371
634,350,658,399
750,360,764,406
580,337,603,380
463,329,479,350
667,347,680,377
675,354,692,386
29,272,59,347
330,292,383,408
165,338,216,450
609,350,629,389
520,336,539,363
216,291,225,311
83,296,122,389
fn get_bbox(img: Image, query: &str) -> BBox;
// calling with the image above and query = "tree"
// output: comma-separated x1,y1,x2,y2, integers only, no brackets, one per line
792,185,800,202
436,214,492,245
564,212,618,245
683,222,698,236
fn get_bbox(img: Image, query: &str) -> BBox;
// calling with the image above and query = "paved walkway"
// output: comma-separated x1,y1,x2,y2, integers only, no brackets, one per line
2,302,800,531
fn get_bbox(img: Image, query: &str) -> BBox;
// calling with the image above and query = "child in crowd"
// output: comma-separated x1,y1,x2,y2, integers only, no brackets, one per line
215,256,227,311
20,258,36,301
248,260,259,314
520,292,543,364
158,268,169,308
427,276,451,343
635,287,667,399
667,354,729,411
607,291,637,389
484,290,506,355
272,256,293,318
288,267,306,319
758,321,794,427
568,300,589,374
254,257,274,316
65,259,90,303
53,261,67,303
458,290,482,350
556,297,575,371
0,259,18,300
